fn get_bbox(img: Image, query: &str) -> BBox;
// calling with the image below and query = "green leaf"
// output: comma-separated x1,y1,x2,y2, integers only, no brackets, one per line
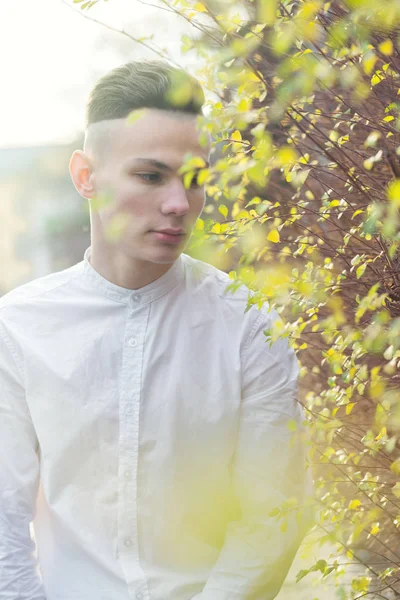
295,569,311,583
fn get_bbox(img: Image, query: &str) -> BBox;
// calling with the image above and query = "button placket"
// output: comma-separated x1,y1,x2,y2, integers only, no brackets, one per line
117,303,149,594
129,294,142,313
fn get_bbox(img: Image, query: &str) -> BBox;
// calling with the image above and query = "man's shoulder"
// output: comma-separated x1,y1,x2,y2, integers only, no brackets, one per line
182,253,250,301
0,260,83,316
181,253,276,326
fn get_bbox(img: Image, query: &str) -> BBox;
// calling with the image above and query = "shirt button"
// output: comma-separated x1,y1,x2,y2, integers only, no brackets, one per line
125,406,133,415
124,537,132,548
124,470,132,479
132,295,141,303
128,338,137,347
136,594,143,600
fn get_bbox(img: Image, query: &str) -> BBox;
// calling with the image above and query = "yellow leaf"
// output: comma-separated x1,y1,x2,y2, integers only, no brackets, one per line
370,523,380,535
195,218,204,231
371,71,384,86
387,179,400,206
218,204,228,219
276,146,298,165
183,171,195,189
238,98,251,112
363,157,374,170
197,168,209,186
349,499,361,510
127,108,147,125
390,459,400,475
375,426,387,440
345,402,355,415
257,0,277,25
363,54,377,76
194,2,207,11
234,210,250,220
356,263,366,279
378,40,393,56
369,380,386,400
329,130,339,142
231,130,242,142
267,229,280,243
392,482,400,499
247,71,263,82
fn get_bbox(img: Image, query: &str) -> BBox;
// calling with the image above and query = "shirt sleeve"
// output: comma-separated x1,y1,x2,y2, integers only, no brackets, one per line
0,321,46,600
192,303,315,600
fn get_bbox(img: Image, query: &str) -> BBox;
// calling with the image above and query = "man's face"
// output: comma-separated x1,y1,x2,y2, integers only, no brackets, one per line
87,109,210,265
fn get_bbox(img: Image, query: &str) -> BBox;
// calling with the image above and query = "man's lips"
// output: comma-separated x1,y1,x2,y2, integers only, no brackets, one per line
150,230,186,244
152,229,185,235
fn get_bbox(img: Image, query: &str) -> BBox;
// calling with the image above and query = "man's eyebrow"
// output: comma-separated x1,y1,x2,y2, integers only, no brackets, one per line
129,157,210,170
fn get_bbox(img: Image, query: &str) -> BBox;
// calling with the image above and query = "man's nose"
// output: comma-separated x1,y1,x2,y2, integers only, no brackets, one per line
161,179,190,215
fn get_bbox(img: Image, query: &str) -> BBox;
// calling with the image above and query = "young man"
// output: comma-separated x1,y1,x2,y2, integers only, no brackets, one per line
0,61,314,600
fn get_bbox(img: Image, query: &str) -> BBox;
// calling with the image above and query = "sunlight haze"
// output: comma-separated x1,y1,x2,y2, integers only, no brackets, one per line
0,0,197,148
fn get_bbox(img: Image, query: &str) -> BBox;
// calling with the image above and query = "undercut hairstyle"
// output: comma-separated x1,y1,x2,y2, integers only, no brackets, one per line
85,60,205,127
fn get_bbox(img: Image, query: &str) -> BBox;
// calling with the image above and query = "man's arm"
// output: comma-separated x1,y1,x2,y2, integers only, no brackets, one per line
193,304,315,600
0,321,46,599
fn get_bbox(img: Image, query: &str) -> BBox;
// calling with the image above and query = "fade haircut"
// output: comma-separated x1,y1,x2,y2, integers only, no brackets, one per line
84,59,205,165
86,59,204,126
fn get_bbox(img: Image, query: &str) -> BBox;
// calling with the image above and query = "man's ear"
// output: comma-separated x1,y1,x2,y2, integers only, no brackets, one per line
69,150,96,199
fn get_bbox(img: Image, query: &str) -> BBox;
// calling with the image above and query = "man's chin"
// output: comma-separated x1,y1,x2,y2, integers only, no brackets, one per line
138,243,185,265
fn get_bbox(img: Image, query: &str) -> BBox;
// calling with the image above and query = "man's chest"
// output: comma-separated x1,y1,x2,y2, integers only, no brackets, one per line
24,314,243,467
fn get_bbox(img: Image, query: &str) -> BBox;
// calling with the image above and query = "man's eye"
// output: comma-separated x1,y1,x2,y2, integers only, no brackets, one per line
137,173,162,183
189,172,202,188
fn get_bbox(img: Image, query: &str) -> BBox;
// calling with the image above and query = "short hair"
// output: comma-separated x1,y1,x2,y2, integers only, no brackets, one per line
85,59,205,127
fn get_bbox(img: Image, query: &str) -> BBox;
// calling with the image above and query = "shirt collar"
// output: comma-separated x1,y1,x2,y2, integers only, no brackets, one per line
82,246,185,307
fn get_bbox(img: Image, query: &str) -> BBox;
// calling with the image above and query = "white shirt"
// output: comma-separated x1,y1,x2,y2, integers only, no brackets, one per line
0,247,314,600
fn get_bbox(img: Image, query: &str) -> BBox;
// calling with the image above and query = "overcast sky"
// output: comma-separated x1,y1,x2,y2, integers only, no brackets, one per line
0,0,198,148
